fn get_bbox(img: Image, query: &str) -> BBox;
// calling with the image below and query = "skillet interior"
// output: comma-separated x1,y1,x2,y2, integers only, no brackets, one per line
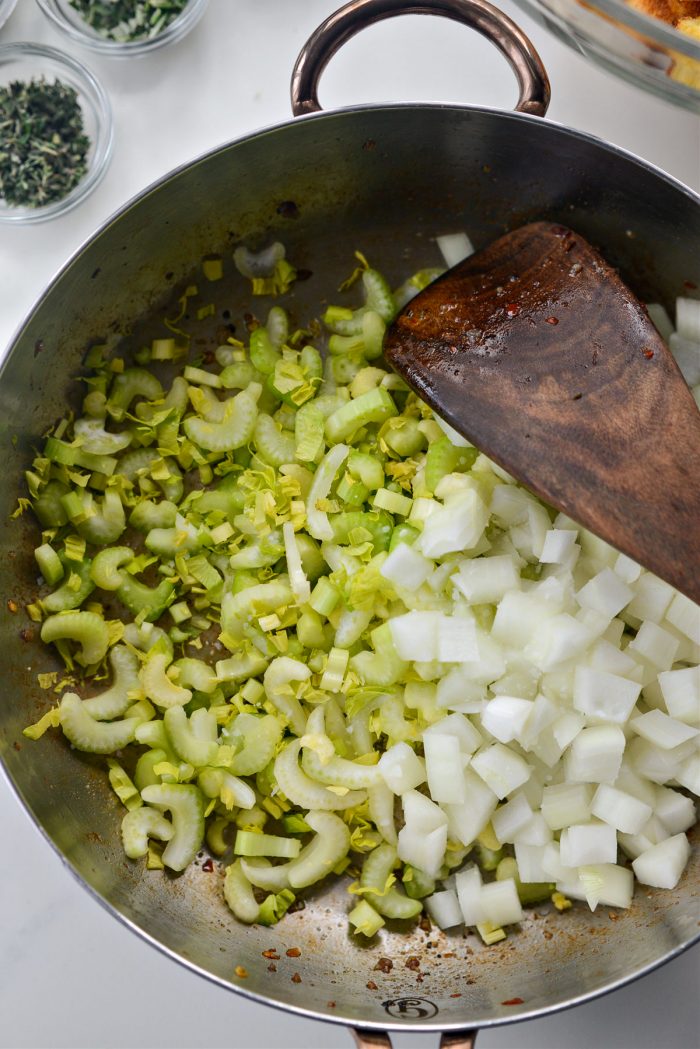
0,104,698,1034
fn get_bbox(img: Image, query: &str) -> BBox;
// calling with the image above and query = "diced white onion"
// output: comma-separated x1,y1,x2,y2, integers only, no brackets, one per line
480,878,523,926
541,782,593,830
380,542,433,592
631,833,690,889
630,709,699,750
378,742,426,795
492,792,533,843
576,568,633,618
471,742,531,799
669,332,700,386
646,302,675,342
564,725,626,784
559,822,617,866
425,888,463,929
573,666,641,724
590,783,652,834
578,863,634,910
481,695,533,744
424,732,465,805
455,865,485,926
436,232,474,268
453,555,520,604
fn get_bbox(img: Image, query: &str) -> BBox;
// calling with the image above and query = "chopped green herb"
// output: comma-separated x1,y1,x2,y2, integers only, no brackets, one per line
0,78,89,208
68,0,190,42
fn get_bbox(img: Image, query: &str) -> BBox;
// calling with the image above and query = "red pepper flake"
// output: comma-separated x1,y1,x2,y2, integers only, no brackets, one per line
327,1001,336,1008
267,963,277,972
643,349,654,359
201,858,214,872
291,972,302,984
405,957,420,971
501,997,524,1006
286,947,301,958
366,980,378,991
545,316,559,325
443,952,456,958
6,599,18,613
505,303,520,317
374,957,393,973
262,949,280,960
234,966,248,979
684,280,698,290
450,993,462,999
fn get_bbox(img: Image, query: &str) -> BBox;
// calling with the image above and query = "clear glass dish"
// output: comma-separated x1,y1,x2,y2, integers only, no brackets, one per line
0,42,113,224
514,0,700,112
35,0,209,57
0,0,19,33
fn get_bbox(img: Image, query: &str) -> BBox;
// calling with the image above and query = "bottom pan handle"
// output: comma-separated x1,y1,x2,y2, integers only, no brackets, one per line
351,1027,478,1048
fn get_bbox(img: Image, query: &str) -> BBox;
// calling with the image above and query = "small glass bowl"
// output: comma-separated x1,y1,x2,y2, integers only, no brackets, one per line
0,0,19,34
514,0,700,112
35,0,209,57
0,42,113,224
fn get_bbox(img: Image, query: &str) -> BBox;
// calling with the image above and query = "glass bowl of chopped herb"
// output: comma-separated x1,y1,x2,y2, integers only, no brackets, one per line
0,42,113,223
35,0,209,56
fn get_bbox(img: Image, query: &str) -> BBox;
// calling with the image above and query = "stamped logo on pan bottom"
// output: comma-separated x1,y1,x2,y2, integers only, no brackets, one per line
382,997,439,1019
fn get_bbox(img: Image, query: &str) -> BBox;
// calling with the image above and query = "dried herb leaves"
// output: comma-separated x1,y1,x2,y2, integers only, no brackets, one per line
0,77,90,209
68,0,190,42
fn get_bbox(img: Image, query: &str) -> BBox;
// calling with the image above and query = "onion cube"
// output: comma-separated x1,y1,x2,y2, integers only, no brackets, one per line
665,591,700,645
402,789,448,832
676,754,700,795
573,666,641,724
590,783,652,834
675,296,700,341
455,865,485,926
436,666,486,712
389,610,441,662
541,782,593,830
646,302,675,341
492,592,557,649
559,822,617,866
378,742,426,795
658,666,700,724
630,709,699,750
380,543,433,591
492,792,533,843
417,488,489,558
481,695,533,744
578,863,634,910
444,768,498,846
437,231,474,267
613,553,642,584
654,786,697,834
480,878,523,926
519,693,559,748
425,888,463,929
471,743,531,799
632,833,691,889
453,555,520,604
515,843,550,883
627,737,694,784
397,823,447,880
527,614,596,672
512,813,552,846
669,332,700,386
436,615,480,663
540,528,578,565
587,639,637,677
424,712,482,754
627,620,679,671
424,732,466,805
626,574,675,623
564,725,625,783
576,568,633,618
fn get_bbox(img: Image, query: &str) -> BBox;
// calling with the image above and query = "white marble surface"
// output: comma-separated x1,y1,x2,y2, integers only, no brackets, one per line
1,1,699,1047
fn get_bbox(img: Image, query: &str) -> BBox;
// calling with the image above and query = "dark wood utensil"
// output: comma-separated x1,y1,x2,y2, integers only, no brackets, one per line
384,221,700,604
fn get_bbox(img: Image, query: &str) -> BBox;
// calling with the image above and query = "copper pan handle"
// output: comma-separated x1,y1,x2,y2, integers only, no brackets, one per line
291,0,550,118
351,1027,478,1048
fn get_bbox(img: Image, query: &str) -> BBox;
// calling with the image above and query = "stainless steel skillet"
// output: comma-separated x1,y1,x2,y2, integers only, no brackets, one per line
0,2,698,1047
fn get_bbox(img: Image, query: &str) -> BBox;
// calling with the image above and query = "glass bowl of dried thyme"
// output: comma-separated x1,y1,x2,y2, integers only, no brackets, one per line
35,0,209,57
0,42,113,223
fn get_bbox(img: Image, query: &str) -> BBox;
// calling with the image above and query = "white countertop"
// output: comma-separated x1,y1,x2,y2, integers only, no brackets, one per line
1,2,699,1047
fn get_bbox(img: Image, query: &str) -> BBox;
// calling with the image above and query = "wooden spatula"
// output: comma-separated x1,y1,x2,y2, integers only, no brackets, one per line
384,221,700,604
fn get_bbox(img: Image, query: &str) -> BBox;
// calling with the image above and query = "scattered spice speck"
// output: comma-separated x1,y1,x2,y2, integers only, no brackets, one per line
6,600,18,613
405,957,420,971
374,957,393,973
366,980,378,991
234,966,248,979
267,963,277,973
286,947,301,958
501,997,524,1006
291,972,302,984
262,949,280,960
